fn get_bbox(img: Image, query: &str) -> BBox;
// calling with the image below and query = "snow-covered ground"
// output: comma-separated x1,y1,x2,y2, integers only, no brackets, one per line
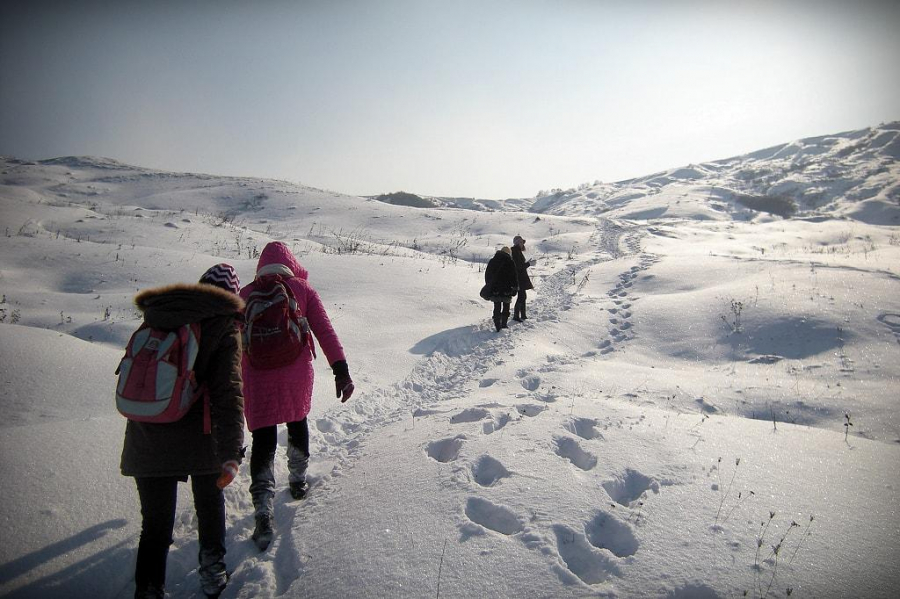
1,122,898,598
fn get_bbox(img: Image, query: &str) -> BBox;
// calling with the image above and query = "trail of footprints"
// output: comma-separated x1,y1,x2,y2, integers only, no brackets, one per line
599,252,660,355
425,375,661,587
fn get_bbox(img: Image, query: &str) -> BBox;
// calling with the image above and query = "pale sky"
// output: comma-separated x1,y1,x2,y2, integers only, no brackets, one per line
2,0,898,199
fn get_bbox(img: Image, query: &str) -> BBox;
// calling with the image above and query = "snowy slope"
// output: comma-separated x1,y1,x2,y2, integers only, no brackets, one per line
0,122,898,599
528,122,900,225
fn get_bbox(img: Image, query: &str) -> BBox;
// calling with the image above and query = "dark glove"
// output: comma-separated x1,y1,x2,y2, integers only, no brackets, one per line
331,360,355,403
216,460,239,489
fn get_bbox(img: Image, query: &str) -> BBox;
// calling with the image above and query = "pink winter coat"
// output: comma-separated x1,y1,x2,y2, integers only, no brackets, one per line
239,242,346,431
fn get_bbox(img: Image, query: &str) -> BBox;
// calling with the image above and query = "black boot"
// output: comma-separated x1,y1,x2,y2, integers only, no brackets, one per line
501,316,509,329
493,316,501,332
252,513,274,551
290,480,308,500
198,546,228,598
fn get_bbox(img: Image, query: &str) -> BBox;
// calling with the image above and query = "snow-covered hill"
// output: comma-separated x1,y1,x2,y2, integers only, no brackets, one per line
1,123,898,599
525,122,900,225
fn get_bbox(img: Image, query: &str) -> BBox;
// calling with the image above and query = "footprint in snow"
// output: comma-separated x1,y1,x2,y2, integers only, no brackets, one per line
426,436,466,463
472,455,512,487
315,417,338,433
584,511,639,557
483,412,512,435
602,468,660,508
554,436,598,471
516,404,547,417
450,408,491,424
463,497,524,536
520,375,541,391
552,524,620,585
564,417,603,441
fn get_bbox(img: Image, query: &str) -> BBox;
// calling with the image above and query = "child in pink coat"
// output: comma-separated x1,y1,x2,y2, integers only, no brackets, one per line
239,242,354,550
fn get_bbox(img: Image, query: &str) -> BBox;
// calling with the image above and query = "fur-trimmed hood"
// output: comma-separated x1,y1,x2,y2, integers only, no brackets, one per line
135,282,245,329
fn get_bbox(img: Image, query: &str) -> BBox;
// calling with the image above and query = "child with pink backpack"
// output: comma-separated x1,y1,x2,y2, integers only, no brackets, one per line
119,263,245,599
239,241,354,550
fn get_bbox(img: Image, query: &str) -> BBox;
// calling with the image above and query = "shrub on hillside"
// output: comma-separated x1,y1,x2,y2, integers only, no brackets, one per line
736,194,797,218
376,191,435,208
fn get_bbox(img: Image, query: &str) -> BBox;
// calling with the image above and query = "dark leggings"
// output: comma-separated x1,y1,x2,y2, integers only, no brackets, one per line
134,474,224,590
514,289,527,319
250,419,310,475
492,301,510,320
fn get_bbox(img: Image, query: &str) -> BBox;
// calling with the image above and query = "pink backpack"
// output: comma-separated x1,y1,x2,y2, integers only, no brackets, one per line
243,275,314,369
115,322,209,429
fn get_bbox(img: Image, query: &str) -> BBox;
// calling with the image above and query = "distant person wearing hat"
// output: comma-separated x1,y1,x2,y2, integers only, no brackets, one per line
511,235,535,322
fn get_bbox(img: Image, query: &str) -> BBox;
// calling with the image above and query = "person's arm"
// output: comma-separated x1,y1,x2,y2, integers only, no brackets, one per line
305,287,354,401
206,321,245,465
304,285,346,365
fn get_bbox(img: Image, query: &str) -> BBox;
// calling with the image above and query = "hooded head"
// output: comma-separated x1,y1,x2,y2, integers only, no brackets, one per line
256,241,309,281
513,235,525,247
199,263,241,294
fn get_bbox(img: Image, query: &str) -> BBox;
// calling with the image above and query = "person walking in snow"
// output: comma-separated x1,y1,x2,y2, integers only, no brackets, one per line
239,241,354,551
483,246,519,331
120,263,246,599
511,235,535,322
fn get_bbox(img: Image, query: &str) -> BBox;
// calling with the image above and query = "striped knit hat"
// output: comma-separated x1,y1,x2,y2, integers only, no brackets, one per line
199,263,241,294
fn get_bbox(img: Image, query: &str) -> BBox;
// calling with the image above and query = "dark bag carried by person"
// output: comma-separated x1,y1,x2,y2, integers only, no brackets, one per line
243,275,313,369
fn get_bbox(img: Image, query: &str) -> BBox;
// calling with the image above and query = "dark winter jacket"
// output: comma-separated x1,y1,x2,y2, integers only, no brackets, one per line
484,250,519,301
120,283,245,478
511,245,533,291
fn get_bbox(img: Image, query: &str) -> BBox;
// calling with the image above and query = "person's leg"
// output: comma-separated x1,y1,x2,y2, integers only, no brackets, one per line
514,290,526,320
192,473,228,597
249,426,277,517
134,477,178,597
492,301,502,331
249,426,277,550
513,290,522,320
501,302,511,328
286,419,310,499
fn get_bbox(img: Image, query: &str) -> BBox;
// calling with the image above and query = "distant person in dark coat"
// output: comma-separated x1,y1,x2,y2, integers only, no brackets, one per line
121,264,245,599
511,235,535,322
483,246,519,331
